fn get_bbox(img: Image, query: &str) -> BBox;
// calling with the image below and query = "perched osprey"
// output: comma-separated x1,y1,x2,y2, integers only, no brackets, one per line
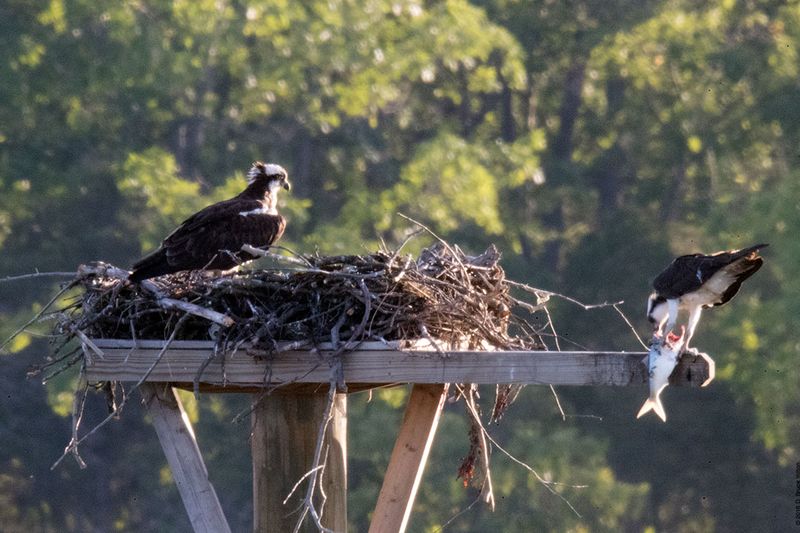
129,162,290,282
646,243,767,351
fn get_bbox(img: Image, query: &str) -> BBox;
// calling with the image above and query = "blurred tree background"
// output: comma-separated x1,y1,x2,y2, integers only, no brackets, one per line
1,0,797,531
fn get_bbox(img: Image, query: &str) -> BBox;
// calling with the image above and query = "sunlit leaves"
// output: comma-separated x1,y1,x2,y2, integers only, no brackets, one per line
382,132,504,234
117,148,201,250
36,0,67,34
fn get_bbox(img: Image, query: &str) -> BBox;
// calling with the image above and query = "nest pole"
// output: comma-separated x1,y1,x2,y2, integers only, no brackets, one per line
251,391,348,533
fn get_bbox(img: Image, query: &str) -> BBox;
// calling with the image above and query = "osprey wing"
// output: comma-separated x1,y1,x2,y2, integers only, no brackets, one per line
162,199,285,271
652,254,709,299
653,244,768,300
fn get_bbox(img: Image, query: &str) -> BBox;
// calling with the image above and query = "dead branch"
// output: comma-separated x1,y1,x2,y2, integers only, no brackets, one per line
157,297,234,327
1,281,76,352
461,386,585,518
0,271,77,283
291,380,338,533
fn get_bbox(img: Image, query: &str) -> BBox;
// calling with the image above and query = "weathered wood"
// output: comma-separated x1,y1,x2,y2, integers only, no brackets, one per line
369,384,448,533
252,392,347,533
86,340,710,387
140,383,231,533
90,338,442,350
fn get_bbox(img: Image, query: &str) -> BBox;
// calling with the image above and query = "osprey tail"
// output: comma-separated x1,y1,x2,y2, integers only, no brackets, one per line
715,243,768,306
734,243,768,258
129,248,172,282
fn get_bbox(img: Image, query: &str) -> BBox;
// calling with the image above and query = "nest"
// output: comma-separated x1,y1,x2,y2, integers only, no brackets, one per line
54,242,544,355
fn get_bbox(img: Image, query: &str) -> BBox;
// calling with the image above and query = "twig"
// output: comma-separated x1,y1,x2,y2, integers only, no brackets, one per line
63,371,89,469
51,314,189,470
506,279,623,310
612,303,648,349
157,298,234,327
387,227,424,268
241,244,314,267
1,281,76,352
291,380,337,533
397,213,467,270
432,492,484,532
72,328,105,361
282,465,326,505
465,386,495,510
77,262,234,326
456,384,584,518
541,306,566,421
0,271,76,283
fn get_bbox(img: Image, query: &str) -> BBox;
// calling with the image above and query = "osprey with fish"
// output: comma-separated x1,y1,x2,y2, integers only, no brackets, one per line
646,243,767,352
129,162,290,282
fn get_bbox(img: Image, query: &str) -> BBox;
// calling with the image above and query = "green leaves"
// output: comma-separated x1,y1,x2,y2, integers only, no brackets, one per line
382,133,504,234
1,0,798,530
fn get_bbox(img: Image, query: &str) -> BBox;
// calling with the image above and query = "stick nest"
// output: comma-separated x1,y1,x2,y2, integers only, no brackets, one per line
56,243,544,355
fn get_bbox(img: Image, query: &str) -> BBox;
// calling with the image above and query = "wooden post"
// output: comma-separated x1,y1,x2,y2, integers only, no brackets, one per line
252,392,348,533
369,384,449,533
141,383,231,533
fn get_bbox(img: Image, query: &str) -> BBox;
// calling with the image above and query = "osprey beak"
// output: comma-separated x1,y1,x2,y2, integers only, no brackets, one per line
282,179,291,191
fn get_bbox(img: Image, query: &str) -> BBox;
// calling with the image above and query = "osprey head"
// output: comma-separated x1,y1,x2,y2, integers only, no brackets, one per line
247,162,291,191
646,292,668,325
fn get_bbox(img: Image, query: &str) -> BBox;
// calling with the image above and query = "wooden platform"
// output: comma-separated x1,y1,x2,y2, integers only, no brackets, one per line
84,339,711,390
82,338,711,533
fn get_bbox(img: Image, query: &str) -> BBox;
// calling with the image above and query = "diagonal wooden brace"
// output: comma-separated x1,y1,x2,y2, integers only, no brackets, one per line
141,383,231,533
369,384,449,533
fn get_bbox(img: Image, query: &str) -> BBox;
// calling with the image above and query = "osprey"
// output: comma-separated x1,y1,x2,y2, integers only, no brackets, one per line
646,243,767,351
129,162,290,282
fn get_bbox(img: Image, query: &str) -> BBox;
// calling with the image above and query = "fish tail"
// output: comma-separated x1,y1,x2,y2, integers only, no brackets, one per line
636,397,667,422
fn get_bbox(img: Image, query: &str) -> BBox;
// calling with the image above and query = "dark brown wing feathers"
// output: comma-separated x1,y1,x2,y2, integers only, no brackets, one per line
130,199,285,281
652,243,767,299
714,255,763,306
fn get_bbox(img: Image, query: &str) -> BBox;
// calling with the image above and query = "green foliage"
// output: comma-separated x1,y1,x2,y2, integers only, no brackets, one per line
118,148,203,250
382,132,504,234
0,0,797,530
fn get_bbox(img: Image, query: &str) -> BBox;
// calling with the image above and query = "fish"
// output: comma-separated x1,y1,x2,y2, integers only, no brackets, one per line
636,326,686,422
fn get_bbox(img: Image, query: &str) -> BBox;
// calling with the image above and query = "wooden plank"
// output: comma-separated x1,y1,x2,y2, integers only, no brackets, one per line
85,346,710,387
252,392,347,533
171,382,397,395
91,338,442,351
369,384,448,533
140,384,231,533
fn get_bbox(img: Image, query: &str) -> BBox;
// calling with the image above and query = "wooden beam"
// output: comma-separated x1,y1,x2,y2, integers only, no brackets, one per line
86,340,710,387
140,384,231,533
252,392,347,533
369,384,448,533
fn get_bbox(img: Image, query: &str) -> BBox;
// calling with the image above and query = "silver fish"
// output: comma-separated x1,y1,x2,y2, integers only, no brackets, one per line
636,326,686,422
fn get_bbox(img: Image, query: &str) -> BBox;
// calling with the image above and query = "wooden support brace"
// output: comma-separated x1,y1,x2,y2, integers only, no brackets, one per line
140,383,231,533
369,384,449,533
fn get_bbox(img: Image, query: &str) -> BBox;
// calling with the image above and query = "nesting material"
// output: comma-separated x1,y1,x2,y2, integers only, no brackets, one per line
54,243,544,356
